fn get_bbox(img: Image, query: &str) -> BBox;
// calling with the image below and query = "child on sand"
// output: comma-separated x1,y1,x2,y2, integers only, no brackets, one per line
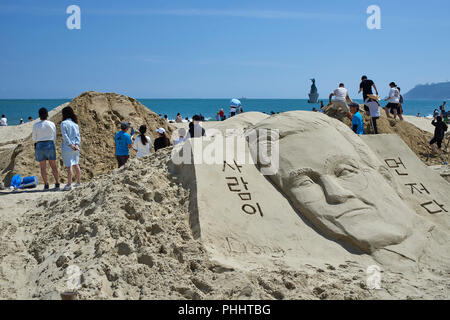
133,125,152,159
364,96,380,134
61,106,81,191
32,108,60,190
115,122,133,167
349,103,364,135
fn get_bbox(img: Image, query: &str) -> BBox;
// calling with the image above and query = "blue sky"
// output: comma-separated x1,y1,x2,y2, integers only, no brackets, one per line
0,0,449,98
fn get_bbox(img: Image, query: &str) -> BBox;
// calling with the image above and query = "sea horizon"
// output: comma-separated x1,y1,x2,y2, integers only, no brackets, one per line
0,97,446,126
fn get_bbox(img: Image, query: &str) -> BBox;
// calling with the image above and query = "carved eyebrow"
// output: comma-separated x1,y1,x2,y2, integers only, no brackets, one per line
289,168,320,180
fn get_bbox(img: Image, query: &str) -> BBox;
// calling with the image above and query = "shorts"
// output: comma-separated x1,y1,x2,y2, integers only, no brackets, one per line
430,137,443,149
35,141,56,162
116,155,129,168
386,103,399,114
334,100,350,112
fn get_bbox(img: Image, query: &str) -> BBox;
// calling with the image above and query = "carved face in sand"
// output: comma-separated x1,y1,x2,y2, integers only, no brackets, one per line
249,111,415,253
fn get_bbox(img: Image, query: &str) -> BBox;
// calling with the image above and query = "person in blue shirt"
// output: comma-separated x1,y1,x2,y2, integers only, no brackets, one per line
349,103,364,135
115,122,133,167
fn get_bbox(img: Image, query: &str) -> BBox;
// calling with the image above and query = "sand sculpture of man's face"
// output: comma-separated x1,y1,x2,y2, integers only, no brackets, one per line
249,111,415,253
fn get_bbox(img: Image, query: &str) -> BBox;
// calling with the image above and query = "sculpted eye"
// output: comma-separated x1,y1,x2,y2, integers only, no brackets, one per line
335,165,359,178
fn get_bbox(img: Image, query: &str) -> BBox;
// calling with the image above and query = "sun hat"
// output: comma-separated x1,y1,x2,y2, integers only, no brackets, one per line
120,122,131,130
156,127,165,134
367,94,380,101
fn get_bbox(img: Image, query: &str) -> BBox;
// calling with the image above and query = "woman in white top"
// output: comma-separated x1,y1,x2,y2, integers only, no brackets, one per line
133,125,152,158
61,106,81,191
31,108,60,190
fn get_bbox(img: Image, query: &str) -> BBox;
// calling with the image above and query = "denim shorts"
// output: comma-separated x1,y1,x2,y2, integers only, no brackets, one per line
35,141,56,162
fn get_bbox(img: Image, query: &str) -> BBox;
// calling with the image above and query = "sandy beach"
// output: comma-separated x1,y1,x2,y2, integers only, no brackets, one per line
403,115,436,134
0,92,449,300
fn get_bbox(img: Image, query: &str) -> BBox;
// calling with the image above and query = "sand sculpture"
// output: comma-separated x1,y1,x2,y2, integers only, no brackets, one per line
248,112,450,267
171,112,450,275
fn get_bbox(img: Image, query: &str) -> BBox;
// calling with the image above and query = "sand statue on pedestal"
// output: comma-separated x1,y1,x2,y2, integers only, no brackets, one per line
308,79,319,104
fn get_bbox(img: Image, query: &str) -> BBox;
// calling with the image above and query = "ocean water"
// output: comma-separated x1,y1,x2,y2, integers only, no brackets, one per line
0,98,446,125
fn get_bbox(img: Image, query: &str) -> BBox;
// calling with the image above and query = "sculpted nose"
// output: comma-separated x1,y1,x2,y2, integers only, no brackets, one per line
321,175,356,204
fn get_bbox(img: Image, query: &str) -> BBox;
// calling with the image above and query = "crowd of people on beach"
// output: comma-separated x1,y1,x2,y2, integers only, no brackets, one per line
3,91,448,191
323,75,448,159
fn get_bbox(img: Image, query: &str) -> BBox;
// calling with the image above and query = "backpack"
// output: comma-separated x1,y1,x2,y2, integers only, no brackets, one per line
20,176,38,189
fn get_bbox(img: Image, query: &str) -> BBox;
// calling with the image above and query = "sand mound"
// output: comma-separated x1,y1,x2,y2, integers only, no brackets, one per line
323,105,448,165
1,92,175,185
2,150,381,300
2,112,449,299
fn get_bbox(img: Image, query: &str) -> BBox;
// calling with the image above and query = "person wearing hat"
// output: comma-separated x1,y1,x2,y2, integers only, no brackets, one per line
349,102,364,135
365,95,381,134
154,127,171,152
384,82,400,119
115,122,133,167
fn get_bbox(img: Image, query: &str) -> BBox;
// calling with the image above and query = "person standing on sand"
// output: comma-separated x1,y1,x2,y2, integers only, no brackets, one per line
439,101,446,117
154,128,171,152
28,116,33,122
174,128,186,145
187,115,206,139
175,113,183,123
349,103,364,135
32,108,60,190
364,96,381,134
430,116,448,159
395,87,404,121
133,125,152,159
0,115,7,126
384,82,400,119
219,108,225,121
61,106,81,191
329,83,351,117
115,122,133,168
358,75,379,101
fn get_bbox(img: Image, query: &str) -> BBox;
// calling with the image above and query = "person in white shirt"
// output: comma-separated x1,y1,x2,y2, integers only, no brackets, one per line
32,108,60,190
133,125,152,159
329,83,351,117
0,115,7,126
384,82,400,119
364,96,381,134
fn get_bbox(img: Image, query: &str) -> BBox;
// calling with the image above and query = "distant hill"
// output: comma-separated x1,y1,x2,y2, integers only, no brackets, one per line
404,81,450,100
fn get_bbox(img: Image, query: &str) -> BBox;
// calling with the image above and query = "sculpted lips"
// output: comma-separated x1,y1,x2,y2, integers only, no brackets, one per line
335,207,373,219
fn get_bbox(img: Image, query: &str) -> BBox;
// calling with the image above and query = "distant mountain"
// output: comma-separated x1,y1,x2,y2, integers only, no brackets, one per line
404,82,450,100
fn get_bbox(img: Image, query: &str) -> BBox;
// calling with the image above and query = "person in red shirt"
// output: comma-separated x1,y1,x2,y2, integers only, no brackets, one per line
219,108,225,121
